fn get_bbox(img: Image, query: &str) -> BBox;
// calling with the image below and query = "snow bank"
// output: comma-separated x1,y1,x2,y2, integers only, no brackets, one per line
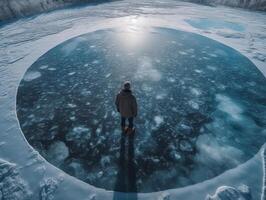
40,176,64,200
1,0,266,22
185,0,266,11
206,185,252,200
0,159,32,200
0,0,114,21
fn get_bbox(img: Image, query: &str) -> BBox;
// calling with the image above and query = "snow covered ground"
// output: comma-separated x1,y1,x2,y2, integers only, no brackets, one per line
0,0,266,199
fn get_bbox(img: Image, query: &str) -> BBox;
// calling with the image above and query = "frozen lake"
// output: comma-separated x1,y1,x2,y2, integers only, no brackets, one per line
17,27,266,192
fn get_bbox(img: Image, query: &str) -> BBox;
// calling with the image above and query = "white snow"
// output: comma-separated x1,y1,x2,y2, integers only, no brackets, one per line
0,159,32,200
40,176,64,200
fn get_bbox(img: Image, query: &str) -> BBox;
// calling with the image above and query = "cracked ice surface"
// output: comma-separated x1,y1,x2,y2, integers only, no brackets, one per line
0,0,266,199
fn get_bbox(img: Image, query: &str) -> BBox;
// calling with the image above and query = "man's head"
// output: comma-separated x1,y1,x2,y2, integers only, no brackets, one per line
123,81,131,90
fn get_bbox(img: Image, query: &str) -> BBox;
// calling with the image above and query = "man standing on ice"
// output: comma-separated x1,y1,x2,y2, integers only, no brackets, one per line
115,81,138,134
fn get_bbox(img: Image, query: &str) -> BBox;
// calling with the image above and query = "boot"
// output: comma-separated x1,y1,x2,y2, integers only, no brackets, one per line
127,127,135,134
121,126,127,133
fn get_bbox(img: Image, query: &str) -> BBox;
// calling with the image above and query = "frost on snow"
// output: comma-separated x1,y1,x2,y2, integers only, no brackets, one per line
0,159,31,200
40,176,63,200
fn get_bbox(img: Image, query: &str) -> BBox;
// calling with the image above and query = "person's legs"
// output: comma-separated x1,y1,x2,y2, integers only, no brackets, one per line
121,117,126,128
128,117,134,129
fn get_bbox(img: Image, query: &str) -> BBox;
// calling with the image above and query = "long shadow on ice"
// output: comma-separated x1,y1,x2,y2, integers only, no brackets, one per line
113,132,138,200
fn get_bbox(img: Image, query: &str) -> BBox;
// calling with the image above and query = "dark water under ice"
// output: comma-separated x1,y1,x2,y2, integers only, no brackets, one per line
17,27,266,192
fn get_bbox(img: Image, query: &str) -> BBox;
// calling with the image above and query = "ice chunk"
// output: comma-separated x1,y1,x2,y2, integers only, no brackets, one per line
154,116,164,126
194,69,202,73
167,77,175,83
67,103,77,108
70,116,76,121
105,73,112,78
206,185,251,200
170,150,181,161
40,65,48,69
97,171,104,178
65,126,91,149
46,141,69,166
190,88,202,96
23,71,41,81
68,161,87,179
92,60,100,64
100,156,111,168
179,139,194,152
68,72,76,76
96,126,102,135
177,123,193,136
156,92,167,100
188,100,199,110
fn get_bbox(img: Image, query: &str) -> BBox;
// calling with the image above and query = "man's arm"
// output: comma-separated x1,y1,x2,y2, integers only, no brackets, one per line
115,94,120,112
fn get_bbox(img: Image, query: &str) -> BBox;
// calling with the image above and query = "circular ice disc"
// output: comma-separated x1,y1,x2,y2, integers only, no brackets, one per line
17,27,266,192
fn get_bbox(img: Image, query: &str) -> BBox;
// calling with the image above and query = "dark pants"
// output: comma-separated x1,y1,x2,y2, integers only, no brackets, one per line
121,117,134,128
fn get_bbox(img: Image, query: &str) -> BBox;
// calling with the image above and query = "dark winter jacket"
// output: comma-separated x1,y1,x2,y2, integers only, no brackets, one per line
115,89,138,118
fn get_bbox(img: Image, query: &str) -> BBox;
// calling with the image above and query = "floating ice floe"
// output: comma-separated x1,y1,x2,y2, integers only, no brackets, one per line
46,141,69,166
179,139,194,152
23,71,41,82
154,116,164,127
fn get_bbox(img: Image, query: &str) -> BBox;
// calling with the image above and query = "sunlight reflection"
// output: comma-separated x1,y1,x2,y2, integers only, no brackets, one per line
117,16,150,49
